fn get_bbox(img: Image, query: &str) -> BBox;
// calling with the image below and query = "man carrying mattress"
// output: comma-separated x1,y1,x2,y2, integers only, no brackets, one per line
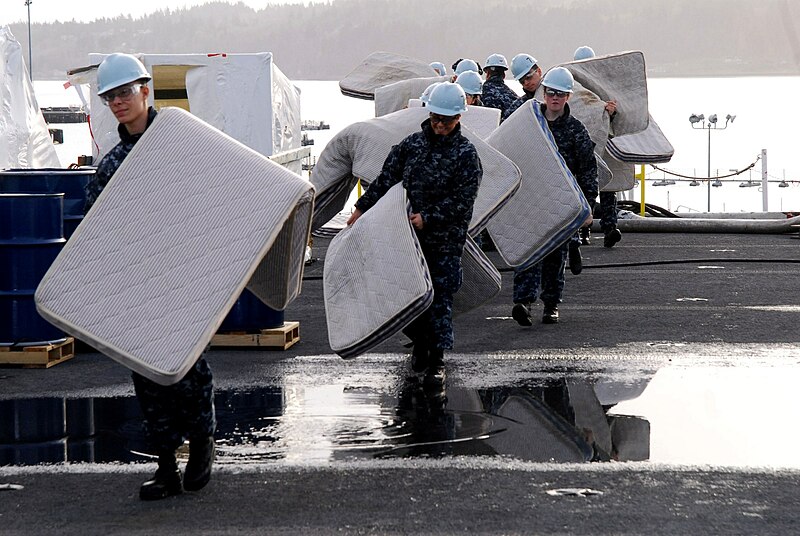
501,53,542,122
481,53,519,118
512,67,598,326
85,53,216,501
346,82,482,386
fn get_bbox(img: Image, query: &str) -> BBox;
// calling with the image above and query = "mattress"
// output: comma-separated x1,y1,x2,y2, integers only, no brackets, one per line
339,51,439,100
601,152,636,192
324,184,433,359
34,107,315,385
453,236,502,316
596,153,613,191
564,51,649,137
541,79,611,158
374,76,448,117
606,114,674,163
485,100,591,270
310,106,520,237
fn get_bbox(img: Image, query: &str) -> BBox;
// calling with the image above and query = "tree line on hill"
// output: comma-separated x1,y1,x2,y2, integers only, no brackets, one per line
7,0,800,80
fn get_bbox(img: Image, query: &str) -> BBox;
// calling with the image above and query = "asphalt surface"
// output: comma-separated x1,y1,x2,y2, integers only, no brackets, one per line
2,231,800,535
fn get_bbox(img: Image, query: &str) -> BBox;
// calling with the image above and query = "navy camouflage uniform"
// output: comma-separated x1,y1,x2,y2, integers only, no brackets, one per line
501,91,536,123
355,119,482,351
85,107,216,454
599,191,618,233
514,102,597,307
481,75,519,118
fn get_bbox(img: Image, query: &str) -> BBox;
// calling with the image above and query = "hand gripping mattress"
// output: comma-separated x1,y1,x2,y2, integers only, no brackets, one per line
485,101,591,270
34,107,315,385
310,106,520,236
324,185,501,359
564,51,649,137
374,76,449,117
606,114,674,164
339,51,438,100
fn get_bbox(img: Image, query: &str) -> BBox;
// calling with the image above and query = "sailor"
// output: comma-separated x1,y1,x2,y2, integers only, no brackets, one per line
455,69,483,106
511,67,597,326
501,53,542,122
450,58,481,82
481,53,519,117
346,82,482,386
84,53,216,501
572,45,622,248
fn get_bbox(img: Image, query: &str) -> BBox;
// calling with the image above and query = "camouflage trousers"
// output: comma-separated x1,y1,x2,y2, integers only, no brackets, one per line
404,252,462,350
132,356,216,454
512,242,568,306
599,191,618,232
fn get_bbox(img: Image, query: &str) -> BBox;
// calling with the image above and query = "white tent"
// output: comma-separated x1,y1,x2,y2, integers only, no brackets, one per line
0,26,61,169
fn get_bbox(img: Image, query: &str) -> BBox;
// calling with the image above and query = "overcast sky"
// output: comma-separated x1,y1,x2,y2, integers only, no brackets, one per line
0,0,330,26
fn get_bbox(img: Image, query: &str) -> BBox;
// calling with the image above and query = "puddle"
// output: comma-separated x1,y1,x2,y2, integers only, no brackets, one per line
2,363,800,468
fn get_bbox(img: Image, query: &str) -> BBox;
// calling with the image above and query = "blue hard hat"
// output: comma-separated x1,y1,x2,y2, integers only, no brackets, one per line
510,53,538,81
541,66,575,93
430,61,446,76
420,82,442,105
426,82,468,116
454,59,479,76
455,70,483,96
573,46,596,61
96,53,151,95
484,53,509,70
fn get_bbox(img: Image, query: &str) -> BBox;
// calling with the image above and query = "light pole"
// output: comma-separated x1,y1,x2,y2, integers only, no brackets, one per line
689,113,735,212
25,0,32,80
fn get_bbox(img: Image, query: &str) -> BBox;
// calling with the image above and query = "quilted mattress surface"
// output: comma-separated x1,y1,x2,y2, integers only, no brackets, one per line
606,114,674,163
374,76,448,117
564,51,649,137
602,153,636,192
35,107,314,385
310,107,520,236
324,184,432,358
339,52,438,100
453,236,501,316
486,101,591,270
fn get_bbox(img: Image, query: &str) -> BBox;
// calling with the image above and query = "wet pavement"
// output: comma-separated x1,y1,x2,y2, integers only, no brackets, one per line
2,232,800,534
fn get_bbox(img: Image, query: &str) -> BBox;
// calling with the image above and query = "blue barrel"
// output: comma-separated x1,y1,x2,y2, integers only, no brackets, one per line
0,193,67,345
0,168,95,239
220,289,285,332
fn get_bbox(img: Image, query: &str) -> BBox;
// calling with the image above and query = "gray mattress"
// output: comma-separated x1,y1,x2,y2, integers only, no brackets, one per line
374,76,448,117
606,114,674,163
323,184,501,359
310,107,520,236
602,152,636,192
485,100,591,270
339,52,439,100
564,51,649,137
34,107,315,385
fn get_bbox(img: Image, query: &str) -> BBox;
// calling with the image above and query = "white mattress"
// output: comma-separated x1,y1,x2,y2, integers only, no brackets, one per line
453,236,501,316
602,152,636,192
324,184,433,359
310,107,520,236
564,51,649,137
374,76,448,117
606,114,674,163
339,52,438,100
485,100,591,270
596,152,613,191
541,79,611,158
34,107,315,385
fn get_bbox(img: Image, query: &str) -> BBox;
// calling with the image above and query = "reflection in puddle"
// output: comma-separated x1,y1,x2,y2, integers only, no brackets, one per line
3,363,799,468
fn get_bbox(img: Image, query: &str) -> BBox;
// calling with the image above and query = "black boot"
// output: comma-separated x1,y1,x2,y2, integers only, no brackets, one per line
140,453,183,501
603,228,622,248
542,303,559,324
424,349,446,388
580,227,591,245
183,436,215,492
568,241,582,275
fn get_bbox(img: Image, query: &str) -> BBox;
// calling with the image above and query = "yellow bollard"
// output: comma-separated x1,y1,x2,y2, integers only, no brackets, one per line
636,165,646,216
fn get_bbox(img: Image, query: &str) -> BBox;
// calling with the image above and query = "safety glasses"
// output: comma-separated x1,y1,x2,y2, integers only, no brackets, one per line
519,67,539,83
100,84,143,105
544,87,569,98
429,113,459,125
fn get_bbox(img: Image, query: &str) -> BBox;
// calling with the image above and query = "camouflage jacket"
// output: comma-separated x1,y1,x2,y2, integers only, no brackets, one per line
355,119,483,257
542,102,598,206
481,76,519,117
84,107,157,213
501,90,536,122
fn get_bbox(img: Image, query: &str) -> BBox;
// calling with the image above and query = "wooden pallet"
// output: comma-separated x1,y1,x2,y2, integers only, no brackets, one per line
0,338,76,368
210,321,300,350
